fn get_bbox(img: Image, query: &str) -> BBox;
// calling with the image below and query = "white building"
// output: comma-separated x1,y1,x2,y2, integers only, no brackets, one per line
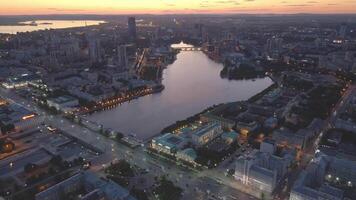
234,148,294,195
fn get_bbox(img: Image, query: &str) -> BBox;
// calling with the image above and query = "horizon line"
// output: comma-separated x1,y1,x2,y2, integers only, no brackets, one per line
1,13,356,17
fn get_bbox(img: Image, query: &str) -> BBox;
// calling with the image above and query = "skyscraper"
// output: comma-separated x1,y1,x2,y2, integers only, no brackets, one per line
89,39,102,63
266,37,283,58
339,24,347,38
117,45,128,69
128,17,137,42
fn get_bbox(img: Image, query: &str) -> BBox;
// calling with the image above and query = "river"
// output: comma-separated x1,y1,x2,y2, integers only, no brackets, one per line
0,20,105,34
86,44,273,140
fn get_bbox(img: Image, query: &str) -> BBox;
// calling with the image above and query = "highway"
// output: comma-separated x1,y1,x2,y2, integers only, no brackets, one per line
0,88,258,200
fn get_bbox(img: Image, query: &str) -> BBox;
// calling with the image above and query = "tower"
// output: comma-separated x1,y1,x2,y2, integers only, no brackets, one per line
128,17,137,42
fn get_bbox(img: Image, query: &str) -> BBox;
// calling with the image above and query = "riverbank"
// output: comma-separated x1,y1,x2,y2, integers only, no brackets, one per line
79,84,164,114
159,78,276,136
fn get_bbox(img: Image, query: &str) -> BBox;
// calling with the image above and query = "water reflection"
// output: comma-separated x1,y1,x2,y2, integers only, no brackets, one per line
87,46,273,140
0,20,105,34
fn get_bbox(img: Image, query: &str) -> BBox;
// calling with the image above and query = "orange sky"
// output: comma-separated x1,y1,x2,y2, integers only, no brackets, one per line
1,0,356,15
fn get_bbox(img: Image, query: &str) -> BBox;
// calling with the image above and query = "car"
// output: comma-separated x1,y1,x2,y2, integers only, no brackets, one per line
46,125,57,132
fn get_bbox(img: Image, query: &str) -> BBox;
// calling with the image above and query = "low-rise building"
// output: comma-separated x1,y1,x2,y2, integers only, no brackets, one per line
260,139,277,155
192,123,223,146
35,171,136,200
47,95,79,113
151,133,187,155
0,103,43,132
1,73,41,89
176,148,197,164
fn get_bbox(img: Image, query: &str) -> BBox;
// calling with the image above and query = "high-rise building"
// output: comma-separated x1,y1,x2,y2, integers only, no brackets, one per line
89,39,102,63
266,37,283,58
117,45,128,69
339,24,347,38
128,17,137,41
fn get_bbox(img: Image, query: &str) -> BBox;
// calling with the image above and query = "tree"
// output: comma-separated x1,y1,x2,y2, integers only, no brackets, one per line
24,163,37,173
49,155,64,168
115,132,124,142
153,177,182,200
105,160,134,177
130,187,149,200
1,124,15,134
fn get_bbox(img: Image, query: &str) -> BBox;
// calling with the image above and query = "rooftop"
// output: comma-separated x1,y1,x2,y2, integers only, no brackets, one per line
193,123,220,137
50,95,77,104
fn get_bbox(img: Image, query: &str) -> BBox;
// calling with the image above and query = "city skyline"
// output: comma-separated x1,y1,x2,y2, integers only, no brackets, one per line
1,0,356,15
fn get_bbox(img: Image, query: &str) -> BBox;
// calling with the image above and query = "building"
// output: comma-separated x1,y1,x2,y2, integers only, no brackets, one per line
151,133,187,155
191,123,223,146
260,139,277,155
35,171,136,200
0,103,43,132
2,73,41,89
290,155,345,200
176,148,198,164
88,39,102,63
266,37,283,59
117,45,128,69
221,131,239,144
273,119,324,150
47,95,79,113
128,17,137,41
234,147,294,195
235,116,259,137
200,112,235,130
0,98,7,106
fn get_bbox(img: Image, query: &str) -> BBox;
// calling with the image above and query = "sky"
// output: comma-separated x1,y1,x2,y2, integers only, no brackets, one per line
1,0,356,15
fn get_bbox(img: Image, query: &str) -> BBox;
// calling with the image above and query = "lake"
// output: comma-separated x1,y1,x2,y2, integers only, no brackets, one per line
0,20,105,34
87,44,273,140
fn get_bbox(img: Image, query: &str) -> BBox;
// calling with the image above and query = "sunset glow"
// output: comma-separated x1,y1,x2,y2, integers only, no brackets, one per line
1,0,356,15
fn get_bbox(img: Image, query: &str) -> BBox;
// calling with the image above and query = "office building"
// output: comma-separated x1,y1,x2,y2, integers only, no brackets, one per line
234,147,294,195
128,17,137,41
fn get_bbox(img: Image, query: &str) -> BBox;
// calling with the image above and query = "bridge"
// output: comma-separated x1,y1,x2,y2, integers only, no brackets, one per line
172,47,202,51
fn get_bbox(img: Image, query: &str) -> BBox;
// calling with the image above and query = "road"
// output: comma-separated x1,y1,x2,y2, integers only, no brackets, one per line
0,88,258,200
